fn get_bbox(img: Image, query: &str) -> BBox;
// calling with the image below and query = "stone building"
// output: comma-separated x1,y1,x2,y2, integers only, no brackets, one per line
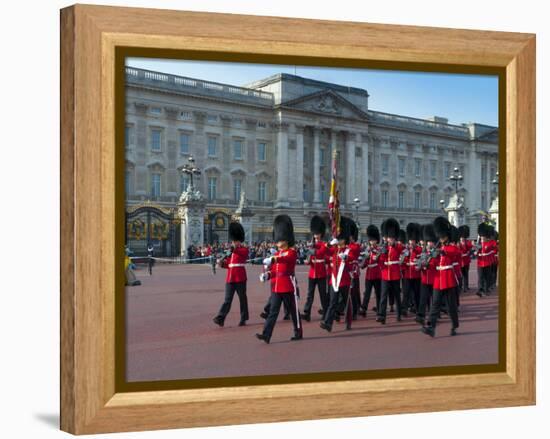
124,66,498,247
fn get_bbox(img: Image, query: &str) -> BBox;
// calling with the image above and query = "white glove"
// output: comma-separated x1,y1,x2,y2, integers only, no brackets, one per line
330,238,338,246
259,273,267,283
263,257,273,267
338,252,348,260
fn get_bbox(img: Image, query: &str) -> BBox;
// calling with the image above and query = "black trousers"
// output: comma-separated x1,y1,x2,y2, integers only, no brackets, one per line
148,256,154,275
429,287,459,330
416,282,433,320
262,292,302,338
362,279,381,313
461,265,470,291
379,280,401,319
350,277,361,317
324,285,352,329
264,295,290,318
479,266,492,293
490,263,498,288
217,282,249,322
303,277,328,315
402,278,421,311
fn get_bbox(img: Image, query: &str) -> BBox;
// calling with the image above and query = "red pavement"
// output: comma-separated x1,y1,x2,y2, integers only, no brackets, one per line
126,263,499,382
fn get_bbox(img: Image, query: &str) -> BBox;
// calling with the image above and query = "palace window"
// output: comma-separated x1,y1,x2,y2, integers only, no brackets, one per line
490,165,496,181
398,157,406,177
303,183,309,202
444,162,451,178
398,191,405,208
415,158,422,177
233,139,243,160
208,177,217,200
381,190,389,208
258,181,266,202
414,191,421,209
257,142,266,161
179,132,190,155
150,107,162,115
430,161,437,179
320,183,327,203
151,129,162,152
430,192,436,209
382,154,389,176
207,136,217,157
180,175,189,193
233,179,242,202
207,114,218,123
151,173,161,197
481,192,486,210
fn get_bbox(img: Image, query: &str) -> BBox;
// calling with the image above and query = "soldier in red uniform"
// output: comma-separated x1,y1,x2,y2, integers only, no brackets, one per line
377,218,404,324
476,222,497,297
360,225,382,317
489,227,499,290
213,222,249,327
422,217,461,337
301,215,329,321
255,215,302,343
415,224,438,325
320,217,356,332
348,220,362,320
402,223,422,316
458,225,473,292
450,225,463,307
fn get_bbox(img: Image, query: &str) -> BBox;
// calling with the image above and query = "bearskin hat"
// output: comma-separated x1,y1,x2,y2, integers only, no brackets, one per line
366,225,380,243
450,225,459,243
406,222,421,242
310,215,326,237
478,222,490,238
398,229,407,243
433,216,452,239
337,216,353,244
228,221,245,242
458,225,470,239
423,224,437,243
381,217,400,239
273,214,295,247
349,219,359,242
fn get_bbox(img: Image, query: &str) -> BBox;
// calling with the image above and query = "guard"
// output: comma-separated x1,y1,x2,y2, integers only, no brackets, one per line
402,223,422,315
360,224,382,318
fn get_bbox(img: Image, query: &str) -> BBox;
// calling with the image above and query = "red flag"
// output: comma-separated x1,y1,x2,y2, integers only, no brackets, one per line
328,150,340,239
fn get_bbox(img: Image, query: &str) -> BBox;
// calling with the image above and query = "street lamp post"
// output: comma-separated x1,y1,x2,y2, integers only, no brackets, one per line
180,156,202,192
353,197,360,223
449,167,463,194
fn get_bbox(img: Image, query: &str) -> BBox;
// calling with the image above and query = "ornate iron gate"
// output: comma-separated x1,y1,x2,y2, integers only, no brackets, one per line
125,204,180,257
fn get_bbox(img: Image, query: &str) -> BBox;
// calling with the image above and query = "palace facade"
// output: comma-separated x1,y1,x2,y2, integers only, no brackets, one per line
125,66,498,245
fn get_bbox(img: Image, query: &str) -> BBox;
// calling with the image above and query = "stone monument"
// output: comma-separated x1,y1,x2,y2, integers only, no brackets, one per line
444,193,467,227
489,196,499,232
234,191,255,244
178,184,206,257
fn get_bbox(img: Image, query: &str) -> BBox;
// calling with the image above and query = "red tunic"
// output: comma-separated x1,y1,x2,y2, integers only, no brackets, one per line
269,248,297,293
379,242,404,281
420,252,439,285
220,245,248,283
348,242,362,280
308,241,328,279
433,244,461,290
477,240,497,268
402,244,422,280
459,240,473,267
328,245,355,288
363,245,382,281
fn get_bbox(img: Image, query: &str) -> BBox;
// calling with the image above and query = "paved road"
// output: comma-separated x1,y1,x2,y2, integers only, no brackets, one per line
126,263,499,382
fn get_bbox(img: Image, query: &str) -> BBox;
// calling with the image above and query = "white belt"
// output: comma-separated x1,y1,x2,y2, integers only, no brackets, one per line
452,262,459,266
462,253,469,257
406,262,417,266
228,263,245,268
367,263,378,268
384,261,401,265
436,265,454,271
312,259,325,263
479,251,494,256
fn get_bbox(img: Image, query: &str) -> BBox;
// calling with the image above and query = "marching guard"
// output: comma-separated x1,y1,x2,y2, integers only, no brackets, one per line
213,222,249,327
301,215,329,321
422,217,461,337
458,225,473,292
402,223,422,315
476,222,497,297
377,218,404,324
360,225,382,318
415,224,438,325
348,220,362,320
256,215,303,344
320,216,356,332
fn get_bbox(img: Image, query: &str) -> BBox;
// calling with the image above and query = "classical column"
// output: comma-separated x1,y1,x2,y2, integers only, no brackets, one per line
345,130,356,205
467,145,482,219
361,133,369,207
313,127,321,204
295,124,305,203
275,121,289,205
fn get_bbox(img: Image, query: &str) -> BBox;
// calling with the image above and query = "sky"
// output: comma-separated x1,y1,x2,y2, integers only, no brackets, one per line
126,57,498,127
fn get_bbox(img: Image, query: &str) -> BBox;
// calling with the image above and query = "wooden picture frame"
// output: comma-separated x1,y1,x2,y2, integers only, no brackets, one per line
60,4,536,434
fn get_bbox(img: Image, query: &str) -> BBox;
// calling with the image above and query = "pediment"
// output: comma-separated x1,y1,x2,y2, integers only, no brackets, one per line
280,89,368,120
